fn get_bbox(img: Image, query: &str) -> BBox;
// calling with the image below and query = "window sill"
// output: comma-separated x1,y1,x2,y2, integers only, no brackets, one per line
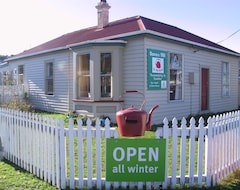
72,99,123,103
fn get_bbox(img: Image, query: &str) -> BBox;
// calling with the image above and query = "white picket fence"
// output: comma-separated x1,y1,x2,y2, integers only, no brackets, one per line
0,108,240,189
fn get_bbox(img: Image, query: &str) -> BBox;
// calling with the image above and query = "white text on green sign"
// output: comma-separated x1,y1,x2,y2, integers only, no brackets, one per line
106,138,166,182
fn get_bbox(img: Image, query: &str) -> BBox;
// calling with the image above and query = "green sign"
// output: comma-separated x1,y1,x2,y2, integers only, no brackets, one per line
106,138,166,182
147,49,168,90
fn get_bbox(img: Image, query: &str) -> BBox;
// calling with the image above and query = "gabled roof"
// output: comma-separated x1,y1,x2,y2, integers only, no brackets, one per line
13,15,239,59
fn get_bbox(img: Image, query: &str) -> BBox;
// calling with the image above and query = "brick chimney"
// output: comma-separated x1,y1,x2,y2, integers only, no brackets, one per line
96,0,111,28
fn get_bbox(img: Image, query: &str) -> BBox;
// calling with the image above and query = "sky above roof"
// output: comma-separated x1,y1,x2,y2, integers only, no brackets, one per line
1,0,239,55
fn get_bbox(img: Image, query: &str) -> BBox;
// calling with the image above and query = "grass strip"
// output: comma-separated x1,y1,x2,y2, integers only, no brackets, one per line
0,159,59,190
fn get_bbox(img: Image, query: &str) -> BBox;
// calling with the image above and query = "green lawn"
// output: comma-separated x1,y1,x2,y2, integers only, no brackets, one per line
1,158,240,190
0,160,59,190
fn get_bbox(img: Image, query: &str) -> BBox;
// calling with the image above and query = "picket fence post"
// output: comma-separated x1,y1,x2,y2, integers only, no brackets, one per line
206,117,213,187
188,117,196,186
171,117,178,189
104,118,112,190
155,118,168,189
68,119,75,189
180,117,187,188
77,119,84,188
59,119,66,189
95,119,102,190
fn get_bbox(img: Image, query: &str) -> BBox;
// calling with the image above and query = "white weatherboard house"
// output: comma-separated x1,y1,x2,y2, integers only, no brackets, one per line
1,0,240,124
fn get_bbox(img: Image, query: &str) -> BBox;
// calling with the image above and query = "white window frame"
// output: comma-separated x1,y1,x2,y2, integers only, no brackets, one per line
222,62,230,97
169,53,183,101
238,61,240,80
18,65,24,85
3,71,11,85
77,54,91,99
45,61,54,95
100,52,112,98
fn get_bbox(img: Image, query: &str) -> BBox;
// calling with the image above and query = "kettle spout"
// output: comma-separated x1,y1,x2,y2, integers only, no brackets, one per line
146,105,159,131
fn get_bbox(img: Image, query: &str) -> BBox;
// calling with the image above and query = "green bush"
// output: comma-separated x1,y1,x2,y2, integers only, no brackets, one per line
1,99,34,112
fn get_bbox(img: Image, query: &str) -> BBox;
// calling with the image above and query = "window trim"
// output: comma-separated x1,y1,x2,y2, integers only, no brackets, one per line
73,46,122,103
222,61,230,97
168,52,184,101
18,65,24,85
100,52,112,98
45,61,54,95
3,71,11,85
76,53,91,99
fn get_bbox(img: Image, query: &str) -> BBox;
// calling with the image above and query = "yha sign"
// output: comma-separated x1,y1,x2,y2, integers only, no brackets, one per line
106,138,166,182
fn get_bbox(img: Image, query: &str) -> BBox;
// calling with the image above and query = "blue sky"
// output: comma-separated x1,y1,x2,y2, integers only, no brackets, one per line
1,0,239,55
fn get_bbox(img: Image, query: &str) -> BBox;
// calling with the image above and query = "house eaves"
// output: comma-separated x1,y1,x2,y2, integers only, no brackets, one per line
100,29,240,57
144,30,240,57
67,40,127,50
6,40,127,61
0,62,9,68
6,46,67,61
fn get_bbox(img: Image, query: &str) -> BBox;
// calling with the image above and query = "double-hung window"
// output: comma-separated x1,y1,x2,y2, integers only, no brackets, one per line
169,53,183,101
100,53,111,98
222,62,229,96
77,54,90,98
18,65,24,84
3,71,10,85
45,62,54,95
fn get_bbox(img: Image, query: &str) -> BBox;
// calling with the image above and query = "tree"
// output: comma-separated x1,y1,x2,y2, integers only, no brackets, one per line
0,55,8,63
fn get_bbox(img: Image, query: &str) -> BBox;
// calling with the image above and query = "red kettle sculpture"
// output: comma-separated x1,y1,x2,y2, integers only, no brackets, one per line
116,90,159,137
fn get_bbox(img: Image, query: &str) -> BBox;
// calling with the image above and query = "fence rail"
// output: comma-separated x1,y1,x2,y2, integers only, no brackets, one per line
0,108,240,189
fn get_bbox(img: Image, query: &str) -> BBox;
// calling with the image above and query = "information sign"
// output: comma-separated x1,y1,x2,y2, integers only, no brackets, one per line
147,49,168,90
106,138,166,182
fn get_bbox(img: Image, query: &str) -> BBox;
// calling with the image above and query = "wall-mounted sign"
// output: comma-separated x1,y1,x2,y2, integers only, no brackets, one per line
147,49,168,90
106,138,166,182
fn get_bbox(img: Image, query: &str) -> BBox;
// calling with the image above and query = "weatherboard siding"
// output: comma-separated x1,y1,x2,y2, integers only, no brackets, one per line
11,51,72,113
143,38,193,123
122,38,146,109
119,36,239,124
2,37,238,124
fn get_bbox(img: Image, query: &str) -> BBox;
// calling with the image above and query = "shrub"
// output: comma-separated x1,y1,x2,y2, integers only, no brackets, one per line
1,99,34,112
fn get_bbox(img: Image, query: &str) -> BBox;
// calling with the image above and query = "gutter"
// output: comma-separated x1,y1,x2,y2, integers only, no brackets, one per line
6,39,127,61
0,62,9,67
66,39,127,49
6,30,240,61
6,40,127,61
6,46,68,61
102,30,240,57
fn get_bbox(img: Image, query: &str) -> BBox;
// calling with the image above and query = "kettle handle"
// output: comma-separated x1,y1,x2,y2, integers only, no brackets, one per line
119,90,146,110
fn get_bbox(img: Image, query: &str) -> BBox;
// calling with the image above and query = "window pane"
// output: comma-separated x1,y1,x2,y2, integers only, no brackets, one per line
101,53,111,97
101,53,111,74
18,65,24,74
3,71,11,85
18,65,24,84
238,62,240,79
101,76,111,97
47,63,53,77
169,53,182,100
77,54,90,98
46,79,53,95
78,76,90,97
79,55,90,75
222,62,229,96
45,62,54,95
